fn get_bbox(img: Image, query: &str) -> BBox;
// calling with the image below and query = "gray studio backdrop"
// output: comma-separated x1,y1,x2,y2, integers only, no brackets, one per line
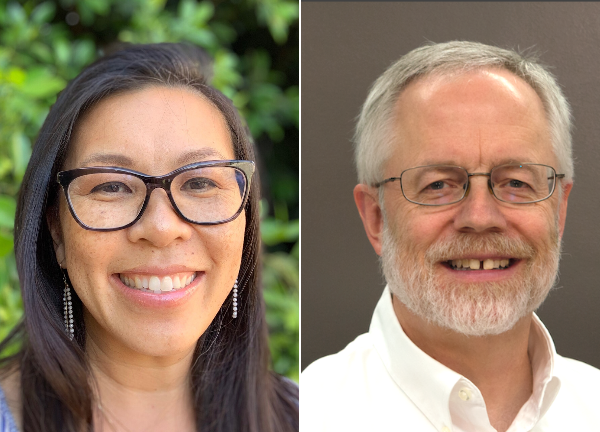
301,2,600,370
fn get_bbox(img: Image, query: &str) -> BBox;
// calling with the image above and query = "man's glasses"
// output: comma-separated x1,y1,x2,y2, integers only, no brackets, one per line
57,160,255,231
373,163,564,206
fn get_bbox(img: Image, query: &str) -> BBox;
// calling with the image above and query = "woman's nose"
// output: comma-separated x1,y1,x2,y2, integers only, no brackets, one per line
126,189,193,247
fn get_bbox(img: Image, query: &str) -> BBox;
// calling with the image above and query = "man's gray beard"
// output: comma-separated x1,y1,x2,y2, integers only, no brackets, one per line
381,222,561,336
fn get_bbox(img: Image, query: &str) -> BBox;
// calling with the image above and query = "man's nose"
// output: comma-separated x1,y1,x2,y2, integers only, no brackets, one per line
126,189,193,247
453,176,508,233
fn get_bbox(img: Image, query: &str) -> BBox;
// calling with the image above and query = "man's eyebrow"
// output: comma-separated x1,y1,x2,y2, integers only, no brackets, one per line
416,158,534,168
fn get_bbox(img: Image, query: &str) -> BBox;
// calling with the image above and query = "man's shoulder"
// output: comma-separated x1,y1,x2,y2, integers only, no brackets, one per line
301,332,433,431
543,354,600,426
555,354,600,390
302,332,376,387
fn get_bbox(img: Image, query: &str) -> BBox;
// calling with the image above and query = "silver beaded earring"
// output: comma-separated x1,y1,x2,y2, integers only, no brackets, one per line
62,272,74,340
232,279,238,318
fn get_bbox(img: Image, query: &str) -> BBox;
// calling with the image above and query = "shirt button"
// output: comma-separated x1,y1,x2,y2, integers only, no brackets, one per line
442,427,451,432
458,387,472,401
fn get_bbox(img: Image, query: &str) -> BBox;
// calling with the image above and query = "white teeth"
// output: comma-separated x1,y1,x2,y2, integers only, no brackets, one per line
161,276,173,292
149,276,160,291
119,272,197,292
449,258,512,270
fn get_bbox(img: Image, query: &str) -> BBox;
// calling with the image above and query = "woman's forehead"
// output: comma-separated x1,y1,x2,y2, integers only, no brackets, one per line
65,86,235,173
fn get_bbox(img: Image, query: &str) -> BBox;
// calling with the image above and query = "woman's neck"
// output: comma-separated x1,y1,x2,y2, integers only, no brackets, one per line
86,332,197,432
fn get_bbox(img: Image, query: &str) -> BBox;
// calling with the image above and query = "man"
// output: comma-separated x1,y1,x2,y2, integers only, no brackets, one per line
301,41,600,431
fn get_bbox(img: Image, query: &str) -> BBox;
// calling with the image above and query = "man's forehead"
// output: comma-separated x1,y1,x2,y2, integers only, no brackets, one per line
395,68,545,120
386,67,554,171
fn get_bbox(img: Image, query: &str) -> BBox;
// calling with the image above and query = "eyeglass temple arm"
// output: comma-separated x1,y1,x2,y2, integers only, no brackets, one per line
373,177,401,188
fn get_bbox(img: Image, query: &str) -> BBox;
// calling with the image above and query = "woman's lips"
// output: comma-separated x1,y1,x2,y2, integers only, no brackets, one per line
111,271,204,309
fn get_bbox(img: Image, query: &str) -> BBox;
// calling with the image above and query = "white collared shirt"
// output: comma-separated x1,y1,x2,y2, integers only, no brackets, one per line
301,287,600,431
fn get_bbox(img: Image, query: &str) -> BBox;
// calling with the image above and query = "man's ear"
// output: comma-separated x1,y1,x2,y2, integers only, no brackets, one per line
46,206,66,269
354,184,384,256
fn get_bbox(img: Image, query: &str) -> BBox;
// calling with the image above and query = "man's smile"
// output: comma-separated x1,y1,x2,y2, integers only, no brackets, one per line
446,258,514,270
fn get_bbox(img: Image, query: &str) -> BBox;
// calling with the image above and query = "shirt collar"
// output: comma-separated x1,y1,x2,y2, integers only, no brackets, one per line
369,286,561,431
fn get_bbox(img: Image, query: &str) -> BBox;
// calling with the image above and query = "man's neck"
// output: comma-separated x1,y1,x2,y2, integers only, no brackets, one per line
392,295,533,432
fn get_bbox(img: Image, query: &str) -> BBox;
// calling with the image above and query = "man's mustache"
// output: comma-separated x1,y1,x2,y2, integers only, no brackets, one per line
424,233,537,262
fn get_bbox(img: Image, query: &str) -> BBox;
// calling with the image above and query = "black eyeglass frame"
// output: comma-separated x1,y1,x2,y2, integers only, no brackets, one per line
57,160,255,231
373,163,565,206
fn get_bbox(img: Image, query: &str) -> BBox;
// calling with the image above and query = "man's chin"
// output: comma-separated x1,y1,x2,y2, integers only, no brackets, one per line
390,281,531,336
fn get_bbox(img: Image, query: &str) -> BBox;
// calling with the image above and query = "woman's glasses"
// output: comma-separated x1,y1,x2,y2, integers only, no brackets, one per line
374,163,564,206
57,160,255,231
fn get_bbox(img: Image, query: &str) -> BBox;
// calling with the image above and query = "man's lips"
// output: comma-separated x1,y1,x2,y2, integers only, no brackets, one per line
437,258,523,282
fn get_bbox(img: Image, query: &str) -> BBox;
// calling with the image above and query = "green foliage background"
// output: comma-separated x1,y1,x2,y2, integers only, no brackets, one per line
0,0,299,380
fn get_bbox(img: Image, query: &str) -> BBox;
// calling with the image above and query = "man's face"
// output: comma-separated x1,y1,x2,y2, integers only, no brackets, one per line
359,68,571,335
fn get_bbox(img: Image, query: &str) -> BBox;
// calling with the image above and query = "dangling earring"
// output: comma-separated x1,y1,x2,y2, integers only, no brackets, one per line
232,279,238,318
62,272,74,340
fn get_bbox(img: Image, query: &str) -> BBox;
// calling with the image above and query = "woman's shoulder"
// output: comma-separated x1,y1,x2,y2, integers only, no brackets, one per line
0,368,21,432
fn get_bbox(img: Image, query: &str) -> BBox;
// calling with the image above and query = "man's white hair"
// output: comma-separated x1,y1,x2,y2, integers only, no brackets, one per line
354,41,573,186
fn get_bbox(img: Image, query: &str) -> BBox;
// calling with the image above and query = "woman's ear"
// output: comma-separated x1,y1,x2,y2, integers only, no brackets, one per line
47,206,66,269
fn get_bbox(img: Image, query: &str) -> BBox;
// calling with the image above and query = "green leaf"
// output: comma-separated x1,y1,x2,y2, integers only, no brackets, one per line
0,233,13,257
178,0,195,20
83,0,111,15
31,2,56,25
0,196,16,230
11,132,31,182
261,218,299,246
72,39,96,68
6,3,26,24
54,39,71,67
194,2,214,24
20,67,66,98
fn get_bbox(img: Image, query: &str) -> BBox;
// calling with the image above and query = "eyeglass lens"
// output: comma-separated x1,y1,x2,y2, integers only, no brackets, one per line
66,166,247,229
400,164,556,205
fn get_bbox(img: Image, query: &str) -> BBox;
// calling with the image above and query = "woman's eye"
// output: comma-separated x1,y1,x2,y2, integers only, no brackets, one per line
90,182,132,194
182,178,217,191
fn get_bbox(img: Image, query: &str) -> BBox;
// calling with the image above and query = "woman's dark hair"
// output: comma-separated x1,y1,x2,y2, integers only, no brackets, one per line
0,43,298,432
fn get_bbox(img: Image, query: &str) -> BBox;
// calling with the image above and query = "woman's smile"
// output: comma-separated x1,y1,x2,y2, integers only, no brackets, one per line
111,271,206,310
118,271,197,292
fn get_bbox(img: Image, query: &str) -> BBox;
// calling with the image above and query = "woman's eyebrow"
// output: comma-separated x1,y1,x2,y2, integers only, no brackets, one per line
79,148,229,168
175,148,229,165
79,153,134,167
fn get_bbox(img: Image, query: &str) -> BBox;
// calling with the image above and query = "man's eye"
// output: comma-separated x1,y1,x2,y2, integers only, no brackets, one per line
90,182,132,194
508,179,529,188
429,181,445,190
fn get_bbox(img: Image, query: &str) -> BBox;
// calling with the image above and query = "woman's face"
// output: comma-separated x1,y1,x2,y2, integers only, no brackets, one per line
50,86,246,359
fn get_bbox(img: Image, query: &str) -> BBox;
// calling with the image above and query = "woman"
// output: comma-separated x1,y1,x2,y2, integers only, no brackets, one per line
0,43,298,432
